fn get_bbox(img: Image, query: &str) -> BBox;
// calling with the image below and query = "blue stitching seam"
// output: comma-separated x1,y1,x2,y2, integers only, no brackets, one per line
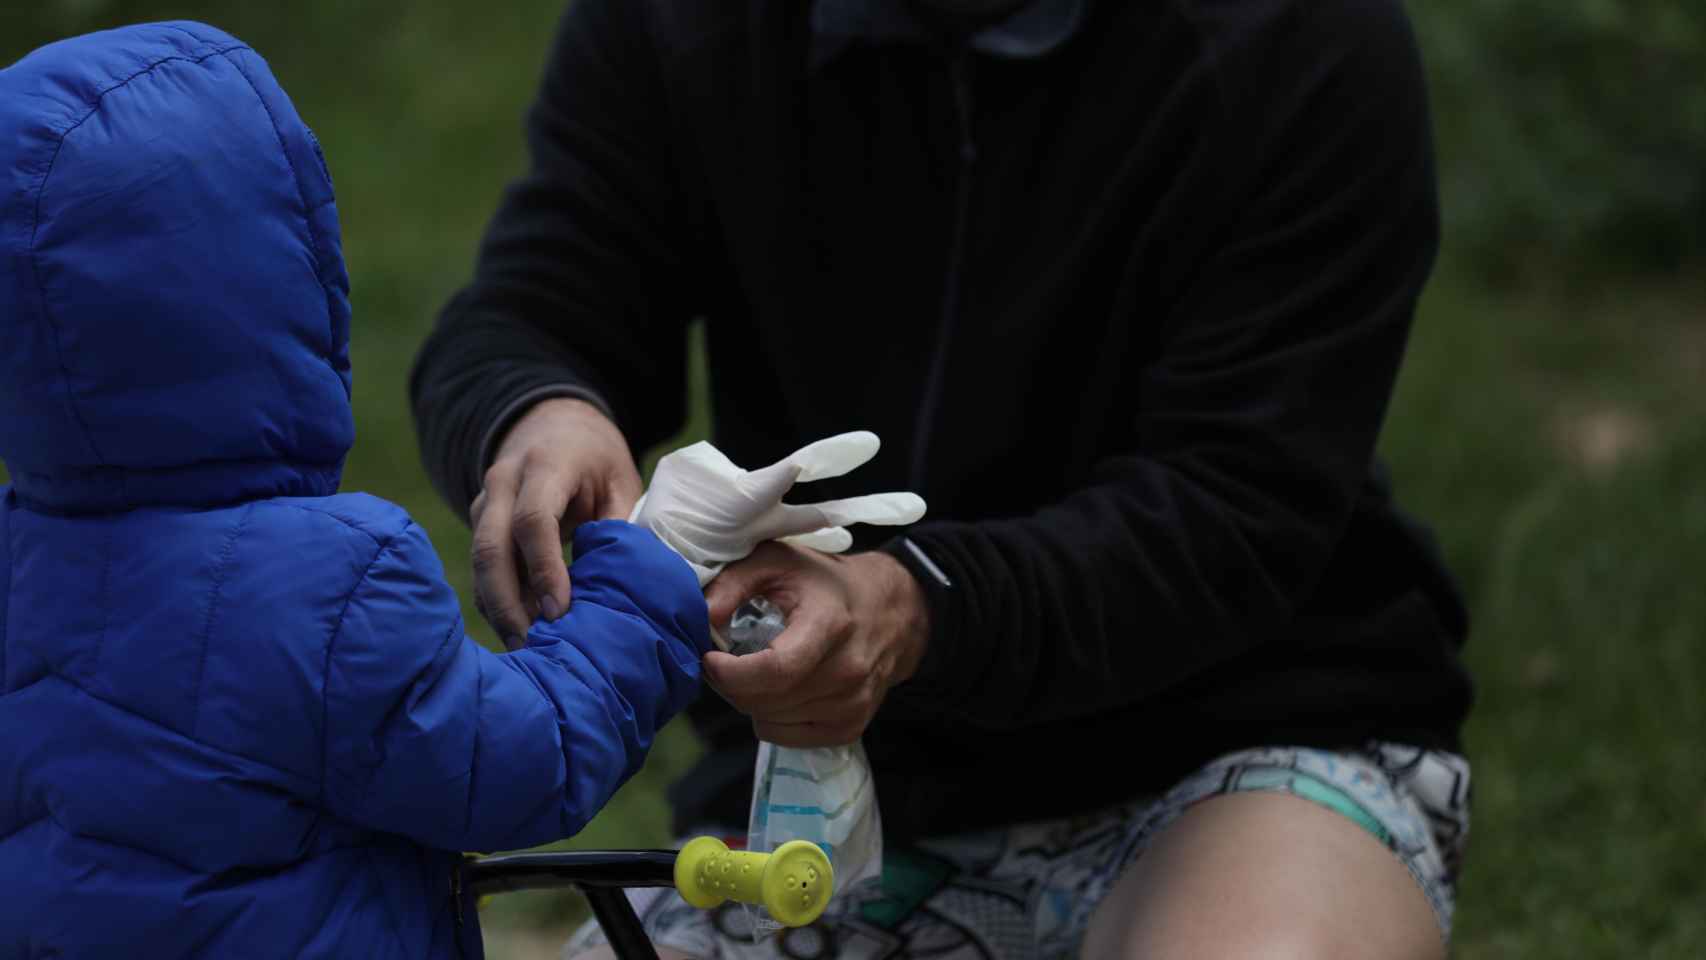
216,48,345,375
158,22,219,49
463,621,483,840
360,845,410,947
0,498,9,684
0,815,47,848
214,49,324,280
45,672,318,791
87,521,114,687
267,501,389,547
319,529,402,806
25,44,248,467
191,504,253,736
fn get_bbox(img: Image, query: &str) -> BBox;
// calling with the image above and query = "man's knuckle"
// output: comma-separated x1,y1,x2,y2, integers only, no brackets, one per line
512,506,557,536
824,607,855,637
482,601,521,631
830,661,862,689
774,647,812,683
841,649,875,677
470,539,507,572
850,689,876,718
482,461,518,490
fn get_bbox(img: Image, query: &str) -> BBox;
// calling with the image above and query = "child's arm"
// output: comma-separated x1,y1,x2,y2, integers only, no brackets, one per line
321,518,709,853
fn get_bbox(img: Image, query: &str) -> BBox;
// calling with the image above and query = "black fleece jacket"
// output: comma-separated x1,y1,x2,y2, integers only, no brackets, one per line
411,0,1473,839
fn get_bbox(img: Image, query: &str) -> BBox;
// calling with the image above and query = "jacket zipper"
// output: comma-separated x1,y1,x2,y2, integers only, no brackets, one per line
909,50,978,494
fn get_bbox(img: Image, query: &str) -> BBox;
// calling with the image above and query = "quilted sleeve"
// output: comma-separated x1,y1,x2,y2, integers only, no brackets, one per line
321,518,709,852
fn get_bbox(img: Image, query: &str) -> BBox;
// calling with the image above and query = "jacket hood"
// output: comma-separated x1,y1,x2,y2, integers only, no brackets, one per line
0,21,352,513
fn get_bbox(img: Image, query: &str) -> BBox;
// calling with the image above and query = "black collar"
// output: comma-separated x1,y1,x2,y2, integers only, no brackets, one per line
810,0,1089,70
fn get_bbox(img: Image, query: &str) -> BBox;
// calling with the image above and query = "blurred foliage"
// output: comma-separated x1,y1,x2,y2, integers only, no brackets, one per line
1453,432,1706,957
1414,0,1706,278
1381,266,1706,954
7,0,1703,279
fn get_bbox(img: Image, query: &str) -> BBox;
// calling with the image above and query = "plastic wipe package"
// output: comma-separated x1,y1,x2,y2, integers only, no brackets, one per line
632,432,924,931
729,599,884,933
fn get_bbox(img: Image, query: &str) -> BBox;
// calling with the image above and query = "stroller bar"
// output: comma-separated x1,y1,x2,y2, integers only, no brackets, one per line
464,849,678,896
584,887,661,960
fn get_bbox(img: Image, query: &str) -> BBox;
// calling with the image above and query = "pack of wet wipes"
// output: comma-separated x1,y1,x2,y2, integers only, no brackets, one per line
732,599,883,934
635,433,920,934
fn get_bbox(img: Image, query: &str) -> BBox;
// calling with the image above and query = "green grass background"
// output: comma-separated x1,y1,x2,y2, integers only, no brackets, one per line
3,2,1702,955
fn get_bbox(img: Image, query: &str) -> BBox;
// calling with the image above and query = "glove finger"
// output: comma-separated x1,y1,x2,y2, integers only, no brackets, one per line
733,432,881,503
780,527,854,554
735,455,804,504
796,492,926,529
788,431,881,483
745,503,838,543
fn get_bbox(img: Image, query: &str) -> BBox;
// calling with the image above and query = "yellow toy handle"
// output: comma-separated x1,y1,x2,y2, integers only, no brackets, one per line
674,836,834,927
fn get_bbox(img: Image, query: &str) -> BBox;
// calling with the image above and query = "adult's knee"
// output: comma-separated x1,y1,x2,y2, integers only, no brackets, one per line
1085,917,1442,960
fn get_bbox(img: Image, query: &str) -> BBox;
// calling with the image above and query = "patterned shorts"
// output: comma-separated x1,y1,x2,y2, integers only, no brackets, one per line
563,743,1471,960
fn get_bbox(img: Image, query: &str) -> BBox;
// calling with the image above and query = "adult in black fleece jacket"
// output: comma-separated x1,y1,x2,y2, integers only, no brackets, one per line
412,0,1471,954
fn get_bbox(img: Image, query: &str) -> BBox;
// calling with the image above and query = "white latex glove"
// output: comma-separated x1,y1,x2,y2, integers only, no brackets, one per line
630,431,927,587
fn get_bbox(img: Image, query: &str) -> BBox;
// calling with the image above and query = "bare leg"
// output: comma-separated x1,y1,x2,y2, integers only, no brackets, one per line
1081,791,1444,960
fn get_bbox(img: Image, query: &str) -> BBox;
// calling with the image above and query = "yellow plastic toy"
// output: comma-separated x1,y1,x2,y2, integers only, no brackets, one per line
674,835,834,927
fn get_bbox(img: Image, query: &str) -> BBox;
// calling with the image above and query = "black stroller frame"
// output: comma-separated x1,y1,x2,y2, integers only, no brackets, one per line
466,836,833,960
467,850,673,960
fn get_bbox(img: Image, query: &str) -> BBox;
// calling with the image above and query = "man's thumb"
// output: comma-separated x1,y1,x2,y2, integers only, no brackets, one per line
703,554,784,627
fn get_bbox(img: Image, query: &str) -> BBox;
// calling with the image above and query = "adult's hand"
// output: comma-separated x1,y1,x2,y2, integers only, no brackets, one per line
471,397,641,648
702,541,931,747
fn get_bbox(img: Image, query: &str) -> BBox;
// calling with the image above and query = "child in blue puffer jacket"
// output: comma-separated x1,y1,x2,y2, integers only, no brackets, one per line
0,22,711,959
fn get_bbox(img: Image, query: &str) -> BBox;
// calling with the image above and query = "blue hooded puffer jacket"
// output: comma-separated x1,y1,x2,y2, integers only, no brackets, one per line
0,22,710,958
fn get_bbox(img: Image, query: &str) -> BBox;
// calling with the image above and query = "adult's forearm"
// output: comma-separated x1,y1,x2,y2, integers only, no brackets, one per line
409,305,611,519
887,451,1352,733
